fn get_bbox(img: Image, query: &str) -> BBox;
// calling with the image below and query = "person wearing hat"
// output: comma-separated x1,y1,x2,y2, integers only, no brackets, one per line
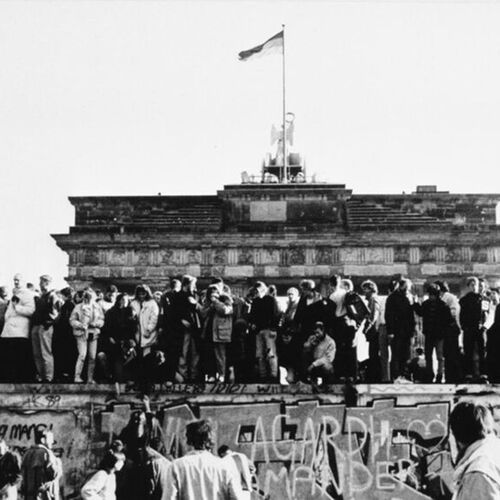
31,275,62,382
21,429,62,500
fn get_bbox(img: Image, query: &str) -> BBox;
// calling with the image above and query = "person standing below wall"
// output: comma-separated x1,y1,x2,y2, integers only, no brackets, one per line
21,430,62,500
31,275,61,382
81,450,125,500
0,438,21,500
218,445,254,500
0,273,35,382
165,419,243,500
450,401,500,500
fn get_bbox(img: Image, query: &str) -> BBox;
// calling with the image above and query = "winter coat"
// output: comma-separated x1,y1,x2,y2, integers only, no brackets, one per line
169,291,201,332
1,288,35,339
304,334,336,370
415,298,453,340
459,292,484,331
202,295,233,343
249,295,280,331
385,290,415,339
31,290,61,328
101,305,136,344
70,302,105,339
294,293,335,343
453,435,500,500
21,445,62,500
130,299,159,349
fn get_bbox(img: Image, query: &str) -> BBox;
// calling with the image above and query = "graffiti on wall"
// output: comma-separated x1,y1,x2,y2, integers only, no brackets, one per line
98,398,454,499
5,389,497,499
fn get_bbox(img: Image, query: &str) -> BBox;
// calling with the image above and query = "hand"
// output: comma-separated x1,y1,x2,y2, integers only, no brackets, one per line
188,296,197,305
142,395,151,412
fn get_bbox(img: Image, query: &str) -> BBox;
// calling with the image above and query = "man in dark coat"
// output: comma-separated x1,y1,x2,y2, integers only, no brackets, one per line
459,276,488,381
385,278,415,380
415,283,453,383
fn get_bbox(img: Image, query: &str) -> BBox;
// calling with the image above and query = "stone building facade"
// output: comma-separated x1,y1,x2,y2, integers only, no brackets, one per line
53,183,500,295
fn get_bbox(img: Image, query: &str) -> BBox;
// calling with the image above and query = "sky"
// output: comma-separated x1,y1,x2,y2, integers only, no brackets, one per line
1,0,500,288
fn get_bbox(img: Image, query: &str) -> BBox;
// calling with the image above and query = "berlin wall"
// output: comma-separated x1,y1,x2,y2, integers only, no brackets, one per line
1,383,500,499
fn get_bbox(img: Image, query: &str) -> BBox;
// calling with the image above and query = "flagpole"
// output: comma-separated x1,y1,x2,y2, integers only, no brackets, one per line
282,24,287,183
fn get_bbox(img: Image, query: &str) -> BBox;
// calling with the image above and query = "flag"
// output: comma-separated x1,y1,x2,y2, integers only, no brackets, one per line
238,30,283,61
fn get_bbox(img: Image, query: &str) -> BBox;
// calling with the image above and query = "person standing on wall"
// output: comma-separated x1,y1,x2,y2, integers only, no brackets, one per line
169,276,202,383
70,289,105,383
414,283,453,383
385,278,416,381
248,281,280,383
0,273,36,382
200,285,233,383
21,429,62,500
53,287,77,382
361,280,382,383
460,277,488,383
31,275,61,383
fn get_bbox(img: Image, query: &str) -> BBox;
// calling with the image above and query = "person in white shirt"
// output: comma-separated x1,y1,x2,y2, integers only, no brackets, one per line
218,445,254,500
81,450,125,500
165,420,243,500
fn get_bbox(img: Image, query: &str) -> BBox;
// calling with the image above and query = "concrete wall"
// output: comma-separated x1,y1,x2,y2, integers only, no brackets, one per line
2,383,500,499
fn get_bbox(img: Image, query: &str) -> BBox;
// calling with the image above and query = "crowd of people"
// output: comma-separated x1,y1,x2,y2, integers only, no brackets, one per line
0,395,255,500
0,397,499,499
0,272,499,385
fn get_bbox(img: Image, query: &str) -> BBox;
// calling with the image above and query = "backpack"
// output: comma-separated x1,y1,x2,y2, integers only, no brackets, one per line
344,292,370,326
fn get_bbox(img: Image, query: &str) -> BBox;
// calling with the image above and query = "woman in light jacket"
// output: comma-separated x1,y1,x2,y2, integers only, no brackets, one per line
130,285,159,357
81,450,125,500
70,289,104,383
0,274,35,382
